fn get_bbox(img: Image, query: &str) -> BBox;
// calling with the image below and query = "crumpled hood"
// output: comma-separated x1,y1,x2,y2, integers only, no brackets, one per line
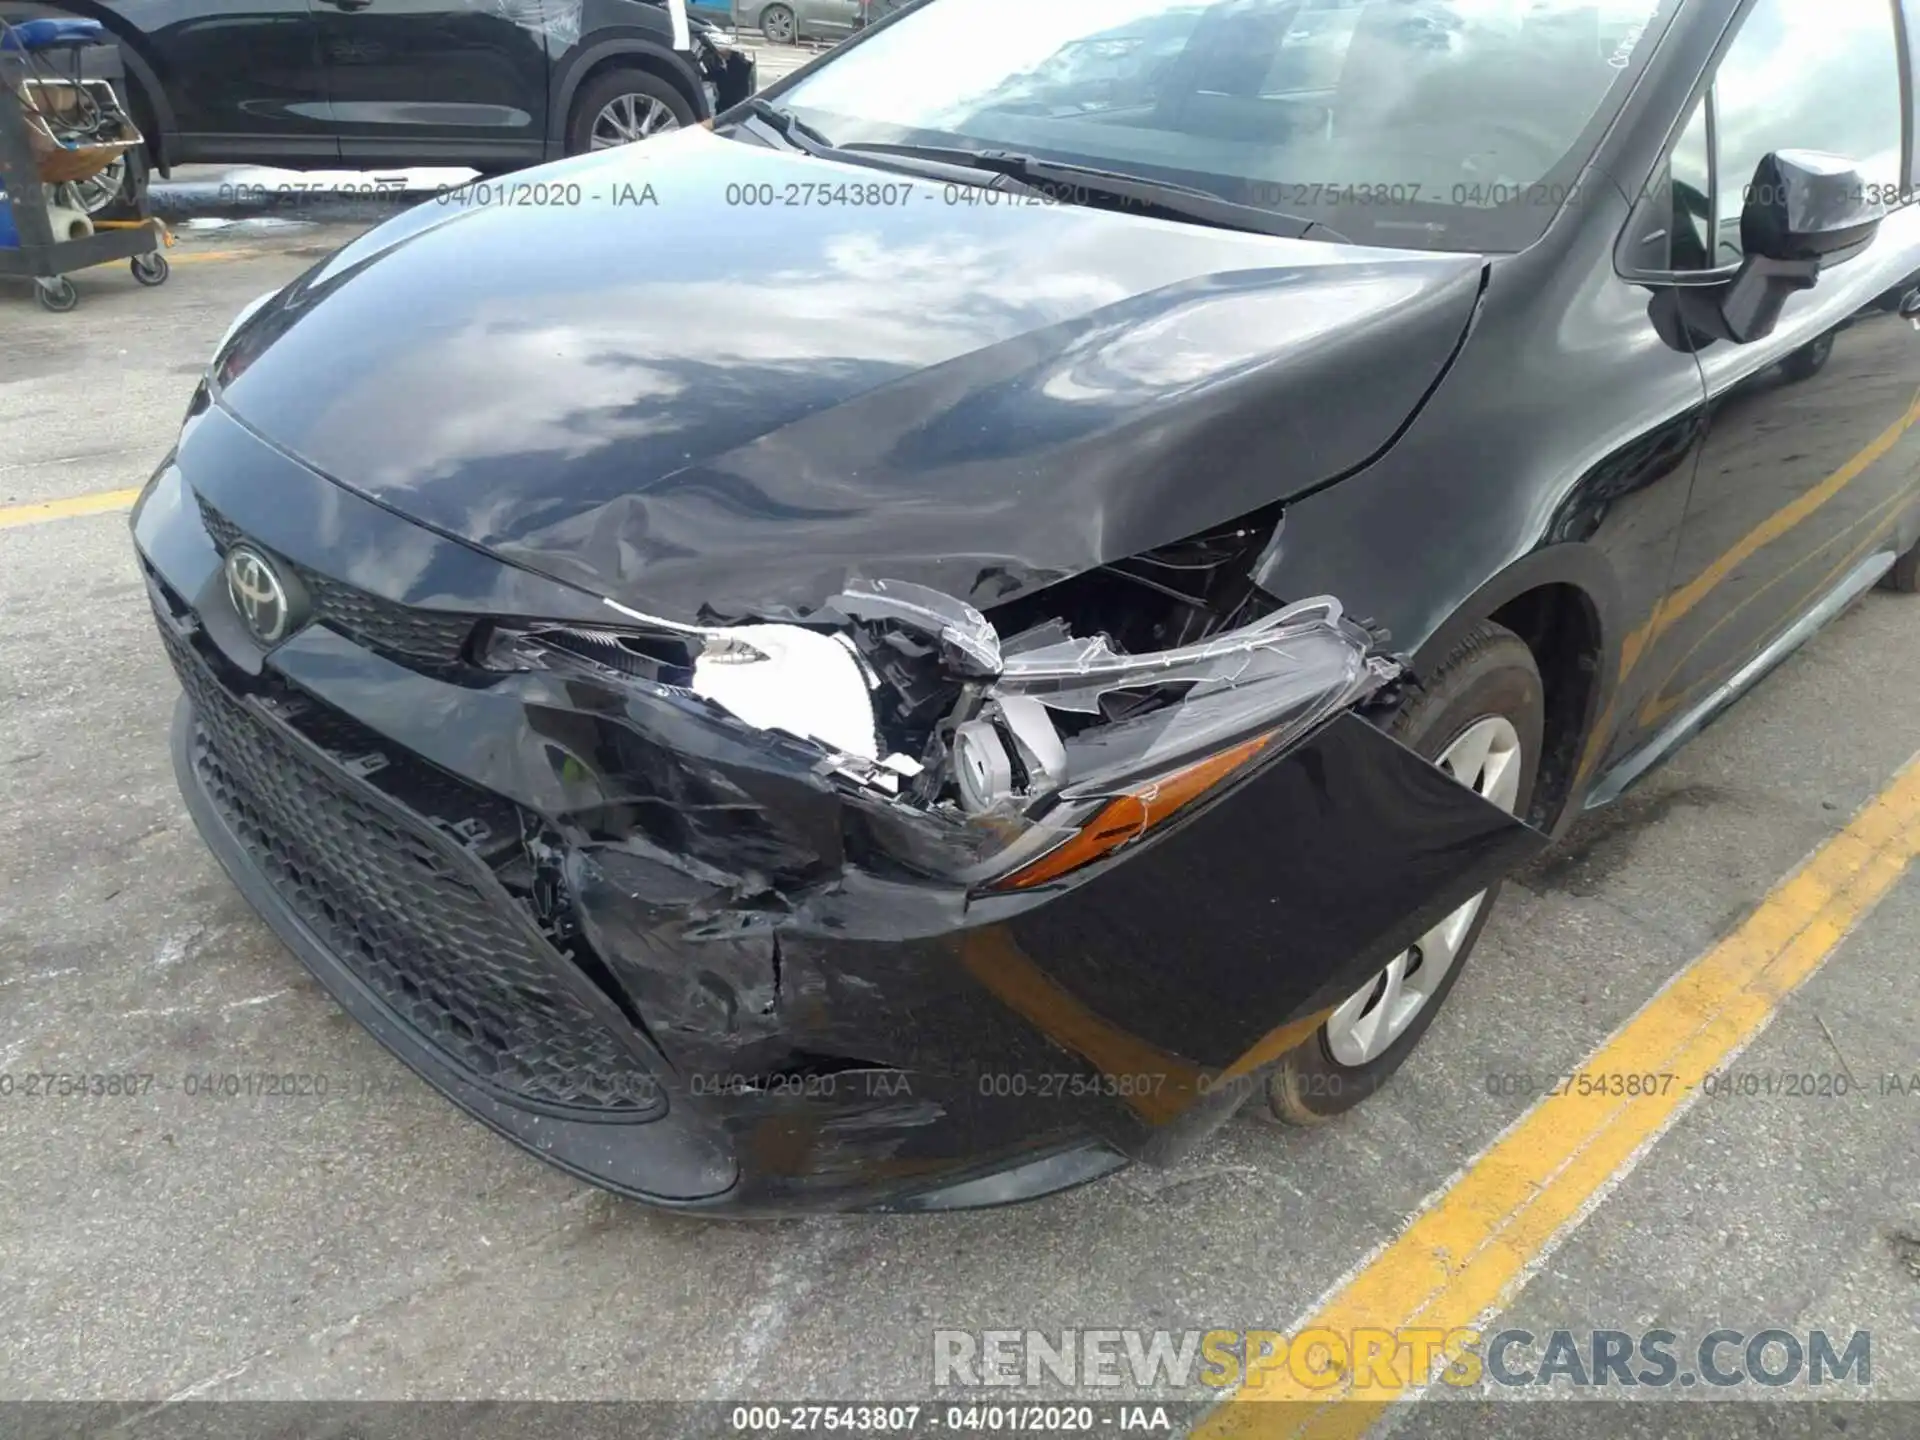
215,128,1484,621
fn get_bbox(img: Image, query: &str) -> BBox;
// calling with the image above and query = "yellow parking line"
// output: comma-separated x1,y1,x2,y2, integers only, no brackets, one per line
0,486,143,530
167,249,256,266
1195,753,1920,1440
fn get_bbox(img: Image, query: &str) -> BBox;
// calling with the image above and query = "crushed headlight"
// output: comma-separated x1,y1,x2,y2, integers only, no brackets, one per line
480,585,1397,893
987,730,1275,890
689,623,879,760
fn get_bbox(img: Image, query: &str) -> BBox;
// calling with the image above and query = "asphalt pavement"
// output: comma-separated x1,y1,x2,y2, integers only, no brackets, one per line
2,168,1918,1436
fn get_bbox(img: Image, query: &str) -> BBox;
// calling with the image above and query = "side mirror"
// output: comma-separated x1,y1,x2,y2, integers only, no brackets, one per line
1741,149,1885,263
1680,150,1886,346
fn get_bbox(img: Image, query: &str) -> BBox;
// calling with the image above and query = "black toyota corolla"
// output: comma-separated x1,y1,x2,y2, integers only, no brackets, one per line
133,0,1920,1213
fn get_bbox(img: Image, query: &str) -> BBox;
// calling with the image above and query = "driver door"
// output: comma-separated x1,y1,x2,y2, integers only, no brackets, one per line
1625,0,1920,746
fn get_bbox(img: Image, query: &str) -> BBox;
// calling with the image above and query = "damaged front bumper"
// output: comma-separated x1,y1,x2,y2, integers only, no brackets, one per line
134,410,1544,1214
696,32,756,114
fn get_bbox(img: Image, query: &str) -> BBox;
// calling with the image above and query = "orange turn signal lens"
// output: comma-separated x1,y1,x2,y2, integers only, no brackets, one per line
990,732,1276,891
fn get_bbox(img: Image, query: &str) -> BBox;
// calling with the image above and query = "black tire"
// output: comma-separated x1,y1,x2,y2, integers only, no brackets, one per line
1780,330,1835,382
34,276,79,313
131,252,169,287
564,69,696,156
760,3,797,42
1264,621,1545,1124
1881,536,1920,593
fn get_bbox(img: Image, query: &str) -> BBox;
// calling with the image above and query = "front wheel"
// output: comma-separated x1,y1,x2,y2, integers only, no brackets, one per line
1264,621,1544,1124
566,70,695,155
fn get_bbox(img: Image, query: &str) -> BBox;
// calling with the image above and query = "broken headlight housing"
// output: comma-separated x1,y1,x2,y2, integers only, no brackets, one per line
480,579,1397,892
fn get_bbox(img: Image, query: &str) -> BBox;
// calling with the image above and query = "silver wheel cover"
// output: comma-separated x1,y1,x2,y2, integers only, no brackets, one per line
1324,714,1524,1068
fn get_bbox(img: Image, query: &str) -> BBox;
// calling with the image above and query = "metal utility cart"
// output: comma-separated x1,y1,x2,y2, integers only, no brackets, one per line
0,20,168,313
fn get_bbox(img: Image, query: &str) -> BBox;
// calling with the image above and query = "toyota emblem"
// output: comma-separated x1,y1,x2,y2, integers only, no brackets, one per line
224,546,292,644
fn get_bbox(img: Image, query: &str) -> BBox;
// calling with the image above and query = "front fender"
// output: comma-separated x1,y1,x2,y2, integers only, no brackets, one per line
1409,544,1623,690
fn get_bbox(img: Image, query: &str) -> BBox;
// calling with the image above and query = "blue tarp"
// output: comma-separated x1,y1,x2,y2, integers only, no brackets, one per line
1,17,108,51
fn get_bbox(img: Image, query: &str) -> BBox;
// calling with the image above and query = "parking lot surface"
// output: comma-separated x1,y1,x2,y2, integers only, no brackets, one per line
3,206,1919,1432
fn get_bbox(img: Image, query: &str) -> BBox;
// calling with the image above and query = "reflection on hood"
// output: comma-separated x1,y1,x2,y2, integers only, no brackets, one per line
215,131,1485,620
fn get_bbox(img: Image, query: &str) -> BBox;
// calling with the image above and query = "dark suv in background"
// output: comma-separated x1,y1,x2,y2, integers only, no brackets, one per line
0,0,752,205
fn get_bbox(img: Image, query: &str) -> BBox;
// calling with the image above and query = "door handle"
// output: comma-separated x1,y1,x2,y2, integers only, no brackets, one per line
317,0,374,10
1900,287,1920,330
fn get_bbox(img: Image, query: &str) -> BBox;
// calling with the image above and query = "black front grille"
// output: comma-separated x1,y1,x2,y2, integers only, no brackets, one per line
198,501,242,552
290,566,477,667
196,493,475,667
160,617,663,1118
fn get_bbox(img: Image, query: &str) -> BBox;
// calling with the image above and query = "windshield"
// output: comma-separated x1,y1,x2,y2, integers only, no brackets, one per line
776,0,1674,251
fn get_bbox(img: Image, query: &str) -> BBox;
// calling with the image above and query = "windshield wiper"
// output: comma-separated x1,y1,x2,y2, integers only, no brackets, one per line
838,143,1349,242
728,106,1332,239
729,101,1054,194
736,97,839,155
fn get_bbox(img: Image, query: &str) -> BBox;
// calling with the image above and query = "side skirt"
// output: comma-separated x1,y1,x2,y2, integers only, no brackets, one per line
1585,549,1897,810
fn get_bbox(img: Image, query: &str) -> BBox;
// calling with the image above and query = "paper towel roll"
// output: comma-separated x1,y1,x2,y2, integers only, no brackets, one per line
43,203,94,242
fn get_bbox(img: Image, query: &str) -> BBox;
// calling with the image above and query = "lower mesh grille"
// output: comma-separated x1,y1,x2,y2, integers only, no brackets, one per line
161,619,663,1117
